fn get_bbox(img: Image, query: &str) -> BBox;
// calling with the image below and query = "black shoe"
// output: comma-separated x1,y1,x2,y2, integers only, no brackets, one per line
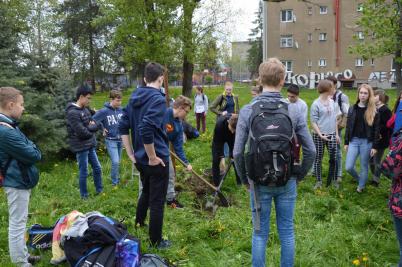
167,199,184,209
28,255,41,265
157,239,172,249
370,180,379,187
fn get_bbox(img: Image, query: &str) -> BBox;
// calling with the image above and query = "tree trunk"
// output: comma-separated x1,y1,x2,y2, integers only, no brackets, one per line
182,55,193,97
89,31,96,93
181,0,196,97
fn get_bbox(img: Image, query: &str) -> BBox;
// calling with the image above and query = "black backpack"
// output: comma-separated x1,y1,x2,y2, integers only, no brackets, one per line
64,215,131,267
245,99,295,186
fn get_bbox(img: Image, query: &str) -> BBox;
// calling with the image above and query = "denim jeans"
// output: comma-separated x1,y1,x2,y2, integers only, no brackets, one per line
76,147,103,198
105,139,122,185
393,215,402,267
4,187,31,266
336,129,343,178
167,157,176,201
250,179,297,267
345,138,372,189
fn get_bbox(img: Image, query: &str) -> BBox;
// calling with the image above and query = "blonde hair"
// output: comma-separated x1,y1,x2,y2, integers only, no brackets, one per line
0,87,22,109
357,84,376,126
173,95,192,110
258,58,285,87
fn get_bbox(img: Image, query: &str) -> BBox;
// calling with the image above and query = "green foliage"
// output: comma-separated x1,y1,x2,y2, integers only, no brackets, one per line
205,75,213,86
0,86,400,266
247,0,263,79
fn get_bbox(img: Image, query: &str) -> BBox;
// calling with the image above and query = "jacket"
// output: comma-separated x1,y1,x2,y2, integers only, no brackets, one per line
66,103,99,153
93,102,124,140
119,86,169,165
209,93,239,116
0,113,41,189
377,105,392,149
344,104,380,149
164,108,188,164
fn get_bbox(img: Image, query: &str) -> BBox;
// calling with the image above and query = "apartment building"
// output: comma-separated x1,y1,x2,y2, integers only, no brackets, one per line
263,0,396,88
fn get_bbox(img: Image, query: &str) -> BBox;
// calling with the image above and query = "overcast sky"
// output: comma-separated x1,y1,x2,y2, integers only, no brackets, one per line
230,0,260,42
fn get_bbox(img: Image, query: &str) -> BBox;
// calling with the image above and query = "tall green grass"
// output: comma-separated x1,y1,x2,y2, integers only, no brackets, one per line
0,85,399,266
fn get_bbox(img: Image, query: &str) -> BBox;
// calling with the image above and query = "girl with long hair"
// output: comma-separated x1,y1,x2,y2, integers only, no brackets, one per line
369,90,392,186
194,85,208,133
344,84,380,192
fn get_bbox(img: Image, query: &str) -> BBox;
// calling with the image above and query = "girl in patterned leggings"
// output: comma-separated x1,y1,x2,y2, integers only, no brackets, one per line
310,79,340,189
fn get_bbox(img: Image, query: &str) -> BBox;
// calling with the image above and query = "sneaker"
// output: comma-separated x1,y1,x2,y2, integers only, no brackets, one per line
313,181,322,190
356,187,364,193
333,181,340,189
167,199,184,209
28,255,41,265
336,176,342,183
157,239,172,249
370,180,379,187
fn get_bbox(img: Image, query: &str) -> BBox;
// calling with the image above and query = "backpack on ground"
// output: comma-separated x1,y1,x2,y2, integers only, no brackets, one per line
27,223,55,250
140,254,170,267
245,100,295,187
63,215,140,267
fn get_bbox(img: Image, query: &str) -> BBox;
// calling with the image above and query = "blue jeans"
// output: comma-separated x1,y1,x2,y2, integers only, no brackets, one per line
105,139,122,185
250,179,297,267
76,147,103,198
345,138,372,189
336,129,343,178
394,215,402,267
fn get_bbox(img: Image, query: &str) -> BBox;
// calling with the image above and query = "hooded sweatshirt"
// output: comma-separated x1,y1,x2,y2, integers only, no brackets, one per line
93,102,124,140
119,86,169,165
66,103,99,153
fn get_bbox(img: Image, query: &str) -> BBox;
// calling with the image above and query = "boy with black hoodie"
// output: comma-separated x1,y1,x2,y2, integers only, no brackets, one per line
66,85,103,199
119,62,171,249
0,87,42,267
93,90,124,186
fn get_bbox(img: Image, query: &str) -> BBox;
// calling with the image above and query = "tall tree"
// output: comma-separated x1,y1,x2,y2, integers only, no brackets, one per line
247,0,263,79
58,0,107,91
110,0,181,80
350,0,402,92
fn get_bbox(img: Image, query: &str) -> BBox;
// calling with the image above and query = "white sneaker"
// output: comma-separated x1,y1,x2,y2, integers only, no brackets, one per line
314,181,322,190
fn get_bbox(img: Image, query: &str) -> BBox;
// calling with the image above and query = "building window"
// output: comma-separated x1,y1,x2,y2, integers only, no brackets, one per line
307,7,312,15
357,31,364,40
318,59,327,67
280,35,293,48
320,6,328,14
355,58,364,67
319,33,327,41
370,58,375,66
281,10,293,22
307,60,313,67
357,3,363,12
308,33,312,42
281,61,293,73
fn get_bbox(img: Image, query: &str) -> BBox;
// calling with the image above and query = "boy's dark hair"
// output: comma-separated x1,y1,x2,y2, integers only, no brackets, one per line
144,62,165,83
287,84,300,95
76,84,92,100
326,75,337,86
109,90,122,99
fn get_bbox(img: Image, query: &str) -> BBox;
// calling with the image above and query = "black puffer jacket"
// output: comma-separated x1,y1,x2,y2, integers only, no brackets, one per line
66,103,99,153
344,104,380,149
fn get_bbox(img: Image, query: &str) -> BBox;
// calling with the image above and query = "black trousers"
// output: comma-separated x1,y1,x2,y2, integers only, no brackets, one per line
212,141,241,186
135,162,169,245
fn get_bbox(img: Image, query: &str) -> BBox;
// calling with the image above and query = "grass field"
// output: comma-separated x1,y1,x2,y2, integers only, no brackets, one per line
0,85,399,267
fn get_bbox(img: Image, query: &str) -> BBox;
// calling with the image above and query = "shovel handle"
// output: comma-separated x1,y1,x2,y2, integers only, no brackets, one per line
169,151,218,191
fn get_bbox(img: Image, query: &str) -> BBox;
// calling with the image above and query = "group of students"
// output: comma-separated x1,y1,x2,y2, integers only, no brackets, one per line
0,58,401,266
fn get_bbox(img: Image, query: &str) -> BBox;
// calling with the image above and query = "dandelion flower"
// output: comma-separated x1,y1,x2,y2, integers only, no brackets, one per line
352,259,360,266
362,256,368,262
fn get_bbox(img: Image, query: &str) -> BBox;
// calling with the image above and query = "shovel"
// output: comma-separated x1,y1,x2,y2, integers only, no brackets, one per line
169,151,230,207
